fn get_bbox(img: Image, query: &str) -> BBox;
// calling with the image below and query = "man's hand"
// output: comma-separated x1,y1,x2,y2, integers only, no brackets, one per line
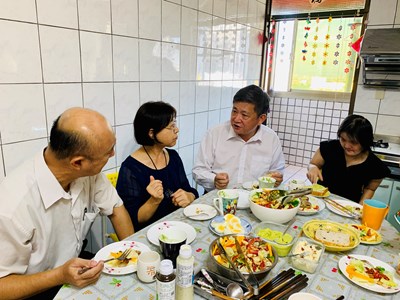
146,175,164,203
61,258,103,288
214,172,229,189
171,189,195,207
267,171,283,187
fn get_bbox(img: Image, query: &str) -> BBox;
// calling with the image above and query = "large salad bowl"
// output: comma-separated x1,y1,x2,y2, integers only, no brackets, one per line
208,234,278,281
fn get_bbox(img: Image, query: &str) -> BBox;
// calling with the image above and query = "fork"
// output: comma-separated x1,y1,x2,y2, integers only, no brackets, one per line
165,189,174,198
78,248,132,275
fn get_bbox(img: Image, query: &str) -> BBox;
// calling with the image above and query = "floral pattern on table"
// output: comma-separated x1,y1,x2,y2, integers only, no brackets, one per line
55,190,400,300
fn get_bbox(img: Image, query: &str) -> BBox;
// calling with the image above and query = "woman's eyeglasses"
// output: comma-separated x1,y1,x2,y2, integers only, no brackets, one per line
165,121,178,132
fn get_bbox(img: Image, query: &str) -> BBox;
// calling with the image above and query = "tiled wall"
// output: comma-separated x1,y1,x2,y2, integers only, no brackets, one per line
268,0,400,168
0,0,266,185
0,0,266,250
353,0,400,138
269,99,349,166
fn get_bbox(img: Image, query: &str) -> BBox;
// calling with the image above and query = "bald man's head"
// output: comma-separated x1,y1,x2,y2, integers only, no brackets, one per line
49,107,114,160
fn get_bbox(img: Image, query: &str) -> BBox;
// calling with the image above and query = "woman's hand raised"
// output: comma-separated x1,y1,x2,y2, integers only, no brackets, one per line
146,175,164,203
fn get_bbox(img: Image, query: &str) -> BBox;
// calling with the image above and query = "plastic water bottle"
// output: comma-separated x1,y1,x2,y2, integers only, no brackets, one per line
175,244,194,300
156,259,175,300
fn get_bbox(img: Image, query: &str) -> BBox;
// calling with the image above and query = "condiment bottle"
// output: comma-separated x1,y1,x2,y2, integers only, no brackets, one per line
176,244,194,300
156,259,175,300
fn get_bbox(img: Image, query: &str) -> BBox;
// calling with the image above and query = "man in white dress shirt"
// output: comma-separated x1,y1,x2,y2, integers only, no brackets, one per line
0,108,134,299
193,85,285,192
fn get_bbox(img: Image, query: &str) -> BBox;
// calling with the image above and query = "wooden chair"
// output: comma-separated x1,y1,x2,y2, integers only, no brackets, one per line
103,172,119,243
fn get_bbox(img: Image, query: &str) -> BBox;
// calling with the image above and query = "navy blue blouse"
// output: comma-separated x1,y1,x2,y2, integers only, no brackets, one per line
116,149,199,231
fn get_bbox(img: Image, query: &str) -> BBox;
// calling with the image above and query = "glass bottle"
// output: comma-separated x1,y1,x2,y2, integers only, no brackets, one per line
156,259,175,300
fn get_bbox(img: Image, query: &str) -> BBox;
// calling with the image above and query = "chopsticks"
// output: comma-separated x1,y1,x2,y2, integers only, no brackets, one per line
322,198,360,219
253,269,308,300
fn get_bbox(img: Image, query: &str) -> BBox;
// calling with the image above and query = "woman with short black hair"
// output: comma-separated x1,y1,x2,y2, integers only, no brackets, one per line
307,114,390,203
116,101,199,231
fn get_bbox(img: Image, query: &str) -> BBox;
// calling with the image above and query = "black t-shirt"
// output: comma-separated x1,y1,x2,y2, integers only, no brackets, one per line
318,140,390,202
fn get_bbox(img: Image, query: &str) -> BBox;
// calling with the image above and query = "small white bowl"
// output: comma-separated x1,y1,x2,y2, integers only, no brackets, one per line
288,292,322,300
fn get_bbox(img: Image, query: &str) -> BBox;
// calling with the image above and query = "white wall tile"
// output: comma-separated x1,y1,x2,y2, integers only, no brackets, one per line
210,49,223,80
222,51,235,80
162,1,181,43
197,11,212,48
226,0,238,21
78,0,111,33
196,47,211,80
3,139,48,175
113,36,139,81
162,82,180,111
115,124,137,166
376,115,400,136
221,82,233,108
233,52,245,80
211,17,225,50
39,26,81,83
111,0,139,37
0,21,42,83
208,109,220,128
178,114,194,146
198,0,213,14
178,144,194,175
82,83,115,124
114,82,140,125
219,107,231,123
237,0,249,25
0,84,46,143
379,90,400,116
37,0,78,28
354,86,380,113
256,1,265,29
235,23,247,53
181,7,198,46
247,0,257,27
162,43,180,81
0,153,4,183
209,81,222,110
368,0,397,25
140,82,162,104
247,54,262,80
80,32,112,81
182,0,198,10
248,27,262,55
180,81,196,114
224,20,237,51
138,0,161,40
180,45,197,81
213,0,226,18
0,0,37,22
139,40,161,81
195,81,209,112
44,83,83,126
194,111,208,142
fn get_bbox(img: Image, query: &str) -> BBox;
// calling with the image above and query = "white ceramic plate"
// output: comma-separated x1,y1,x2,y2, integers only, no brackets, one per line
94,241,150,275
395,211,400,226
208,215,252,236
326,199,362,218
339,254,400,294
183,204,217,220
147,221,197,247
297,195,325,215
237,189,250,209
242,181,258,190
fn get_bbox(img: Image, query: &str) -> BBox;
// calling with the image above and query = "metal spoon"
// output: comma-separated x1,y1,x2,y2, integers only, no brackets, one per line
226,282,244,299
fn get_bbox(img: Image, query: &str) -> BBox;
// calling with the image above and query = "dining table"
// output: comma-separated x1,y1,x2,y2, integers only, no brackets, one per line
54,189,400,300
